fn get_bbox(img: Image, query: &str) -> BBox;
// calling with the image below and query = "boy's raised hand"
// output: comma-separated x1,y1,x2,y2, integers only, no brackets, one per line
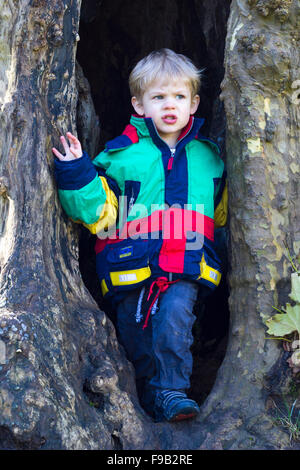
52,132,83,161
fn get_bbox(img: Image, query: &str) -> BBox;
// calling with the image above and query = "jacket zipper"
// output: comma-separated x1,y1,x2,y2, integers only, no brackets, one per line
167,148,176,171
166,117,194,171
150,116,194,172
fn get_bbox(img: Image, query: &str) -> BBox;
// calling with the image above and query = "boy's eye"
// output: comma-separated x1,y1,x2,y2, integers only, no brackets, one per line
176,94,185,99
153,95,164,100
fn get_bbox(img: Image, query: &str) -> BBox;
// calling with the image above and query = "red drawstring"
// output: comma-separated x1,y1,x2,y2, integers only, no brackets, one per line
142,277,179,329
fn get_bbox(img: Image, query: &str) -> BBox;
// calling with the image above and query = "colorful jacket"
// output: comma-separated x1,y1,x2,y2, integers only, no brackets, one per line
54,115,227,302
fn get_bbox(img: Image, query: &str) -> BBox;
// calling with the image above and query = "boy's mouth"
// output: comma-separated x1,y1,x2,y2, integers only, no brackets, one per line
162,115,177,124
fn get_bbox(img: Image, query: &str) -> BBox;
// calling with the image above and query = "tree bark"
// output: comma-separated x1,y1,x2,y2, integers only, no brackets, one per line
201,0,300,449
0,0,159,450
0,0,299,450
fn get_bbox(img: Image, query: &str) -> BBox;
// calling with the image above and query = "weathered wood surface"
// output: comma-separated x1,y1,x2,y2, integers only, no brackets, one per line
0,0,159,450
212,0,300,449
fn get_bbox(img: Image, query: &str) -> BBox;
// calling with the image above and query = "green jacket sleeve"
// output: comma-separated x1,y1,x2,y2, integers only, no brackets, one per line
54,151,118,234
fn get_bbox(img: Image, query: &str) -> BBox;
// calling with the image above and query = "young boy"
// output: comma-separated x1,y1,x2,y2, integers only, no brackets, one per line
53,49,227,422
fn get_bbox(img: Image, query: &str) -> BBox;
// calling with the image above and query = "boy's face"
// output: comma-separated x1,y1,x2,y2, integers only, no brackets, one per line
131,77,200,147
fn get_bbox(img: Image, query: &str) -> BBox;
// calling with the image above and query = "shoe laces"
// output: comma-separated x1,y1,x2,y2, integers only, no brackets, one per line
156,390,187,409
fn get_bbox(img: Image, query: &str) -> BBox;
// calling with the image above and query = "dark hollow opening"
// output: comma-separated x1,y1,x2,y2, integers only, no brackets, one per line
76,0,231,408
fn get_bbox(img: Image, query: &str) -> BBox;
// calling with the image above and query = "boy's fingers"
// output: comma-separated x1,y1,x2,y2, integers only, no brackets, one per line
66,132,79,144
66,131,75,138
53,133,81,160
60,135,70,153
69,147,82,158
52,147,64,160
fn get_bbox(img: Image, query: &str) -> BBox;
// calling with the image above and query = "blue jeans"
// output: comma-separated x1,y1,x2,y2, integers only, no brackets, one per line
116,280,201,413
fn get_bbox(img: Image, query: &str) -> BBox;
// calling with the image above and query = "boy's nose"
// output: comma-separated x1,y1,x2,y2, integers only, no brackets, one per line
163,98,175,109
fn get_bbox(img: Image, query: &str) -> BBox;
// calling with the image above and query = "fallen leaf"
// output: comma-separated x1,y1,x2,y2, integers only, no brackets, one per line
265,304,300,337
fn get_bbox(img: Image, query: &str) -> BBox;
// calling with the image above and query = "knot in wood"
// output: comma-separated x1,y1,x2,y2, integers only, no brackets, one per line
90,364,119,394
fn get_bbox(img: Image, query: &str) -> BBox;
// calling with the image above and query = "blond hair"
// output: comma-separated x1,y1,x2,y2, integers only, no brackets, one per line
129,49,202,99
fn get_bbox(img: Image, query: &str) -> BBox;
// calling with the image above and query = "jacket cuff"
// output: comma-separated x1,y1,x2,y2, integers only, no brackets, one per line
54,151,97,190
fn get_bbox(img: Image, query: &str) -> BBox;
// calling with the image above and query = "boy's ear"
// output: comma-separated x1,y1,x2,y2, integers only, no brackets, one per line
131,96,144,116
190,94,200,115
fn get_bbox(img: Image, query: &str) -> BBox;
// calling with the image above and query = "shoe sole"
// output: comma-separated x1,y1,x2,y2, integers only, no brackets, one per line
170,411,198,422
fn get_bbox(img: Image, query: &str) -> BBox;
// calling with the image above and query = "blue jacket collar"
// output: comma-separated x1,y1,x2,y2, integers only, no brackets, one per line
104,115,219,153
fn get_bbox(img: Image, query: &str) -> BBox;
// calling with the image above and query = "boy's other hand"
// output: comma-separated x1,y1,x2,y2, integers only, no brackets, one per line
52,132,83,161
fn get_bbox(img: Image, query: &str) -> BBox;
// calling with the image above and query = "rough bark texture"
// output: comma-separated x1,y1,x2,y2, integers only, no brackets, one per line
213,0,300,449
0,0,299,450
0,0,158,450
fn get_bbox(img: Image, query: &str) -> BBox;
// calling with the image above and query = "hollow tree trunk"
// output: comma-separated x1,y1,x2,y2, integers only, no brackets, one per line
0,0,299,450
199,0,300,449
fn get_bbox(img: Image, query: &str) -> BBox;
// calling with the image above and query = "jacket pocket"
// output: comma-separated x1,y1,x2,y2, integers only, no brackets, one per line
96,238,151,297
